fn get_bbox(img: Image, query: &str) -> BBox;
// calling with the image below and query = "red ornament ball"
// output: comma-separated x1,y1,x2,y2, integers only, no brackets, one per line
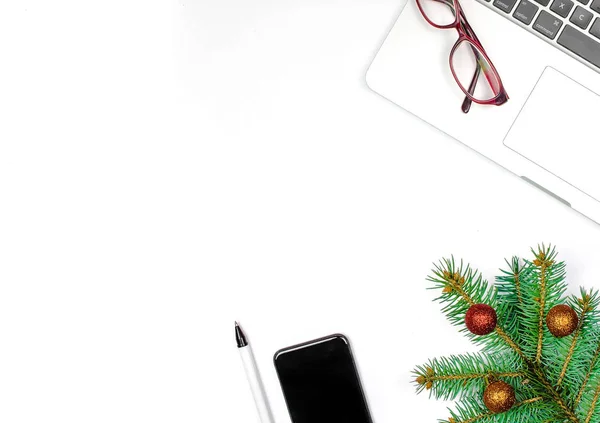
465,304,497,335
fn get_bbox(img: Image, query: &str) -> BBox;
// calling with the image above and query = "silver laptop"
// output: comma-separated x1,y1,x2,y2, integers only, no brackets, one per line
367,0,600,224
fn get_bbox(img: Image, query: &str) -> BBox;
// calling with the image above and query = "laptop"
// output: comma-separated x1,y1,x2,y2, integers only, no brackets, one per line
367,0,600,224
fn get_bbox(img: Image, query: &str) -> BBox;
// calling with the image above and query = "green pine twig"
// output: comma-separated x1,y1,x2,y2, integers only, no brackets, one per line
417,246,589,423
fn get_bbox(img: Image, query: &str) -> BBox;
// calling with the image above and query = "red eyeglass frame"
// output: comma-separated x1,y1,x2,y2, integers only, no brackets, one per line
415,0,509,113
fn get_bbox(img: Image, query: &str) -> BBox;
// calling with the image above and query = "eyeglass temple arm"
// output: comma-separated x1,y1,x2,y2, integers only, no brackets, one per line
460,11,503,90
461,64,481,113
457,14,480,114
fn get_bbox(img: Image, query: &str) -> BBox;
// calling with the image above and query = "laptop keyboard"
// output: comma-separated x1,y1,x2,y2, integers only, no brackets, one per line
479,0,600,70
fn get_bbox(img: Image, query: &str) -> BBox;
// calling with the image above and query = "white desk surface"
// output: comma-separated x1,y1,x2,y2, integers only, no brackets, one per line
1,1,600,422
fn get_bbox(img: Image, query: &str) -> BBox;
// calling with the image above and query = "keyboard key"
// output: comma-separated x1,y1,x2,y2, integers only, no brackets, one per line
578,0,590,4
591,18,600,39
557,25,600,68
514,0,540,24
550,0,574,17
570,6,593,29
534,0,551,6
591,0,600,12
494,0,519,12
534,10,564,39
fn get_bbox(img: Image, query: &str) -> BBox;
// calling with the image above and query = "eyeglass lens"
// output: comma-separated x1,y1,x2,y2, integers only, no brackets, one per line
452,40,501,102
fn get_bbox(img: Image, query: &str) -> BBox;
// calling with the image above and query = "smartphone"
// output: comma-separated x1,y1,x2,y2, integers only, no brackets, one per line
274,334,373,423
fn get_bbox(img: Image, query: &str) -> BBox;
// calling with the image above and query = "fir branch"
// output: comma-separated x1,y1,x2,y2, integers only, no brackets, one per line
536,262,549,363
413,353,526,400
418,246,595,423
496,257,524,306
531,246,556,363
515,245,567,362
428,251,579,421
514,261,523,306
529,363,579,423
584,384,600,423
557,291,595,387
495,327,524,359
495,258,526,357
520,396,545,405
554,290,600,406
576,336,600,421
429,258,524,358
444,394,557,423
575,342,600,407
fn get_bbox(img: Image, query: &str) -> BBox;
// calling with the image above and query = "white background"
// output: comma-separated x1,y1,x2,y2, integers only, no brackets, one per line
1,1,600,422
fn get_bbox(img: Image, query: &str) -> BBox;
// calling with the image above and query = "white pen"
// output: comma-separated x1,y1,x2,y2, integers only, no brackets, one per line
235,322,275,423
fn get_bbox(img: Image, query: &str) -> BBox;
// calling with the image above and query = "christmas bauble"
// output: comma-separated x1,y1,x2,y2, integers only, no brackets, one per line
483,381,516,413
465,304,497,335
546,304,578,337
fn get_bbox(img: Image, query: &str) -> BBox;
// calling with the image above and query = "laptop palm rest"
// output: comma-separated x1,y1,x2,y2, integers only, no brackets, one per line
504,67,600,202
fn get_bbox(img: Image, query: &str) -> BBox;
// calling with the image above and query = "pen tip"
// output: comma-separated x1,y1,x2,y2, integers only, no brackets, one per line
235,321,248,348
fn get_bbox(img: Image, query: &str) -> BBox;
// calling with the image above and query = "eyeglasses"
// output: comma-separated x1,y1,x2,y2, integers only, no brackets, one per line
416,0,509,113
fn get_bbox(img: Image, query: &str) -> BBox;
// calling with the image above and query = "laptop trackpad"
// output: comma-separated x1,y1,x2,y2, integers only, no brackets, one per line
504,67,600,201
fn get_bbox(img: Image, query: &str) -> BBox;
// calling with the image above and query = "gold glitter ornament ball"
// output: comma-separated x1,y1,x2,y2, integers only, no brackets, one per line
483,381,516,413
546,304,578,337
465,304,497,335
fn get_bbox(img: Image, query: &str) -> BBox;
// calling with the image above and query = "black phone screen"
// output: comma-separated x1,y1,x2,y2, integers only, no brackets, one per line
274,334,373,423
